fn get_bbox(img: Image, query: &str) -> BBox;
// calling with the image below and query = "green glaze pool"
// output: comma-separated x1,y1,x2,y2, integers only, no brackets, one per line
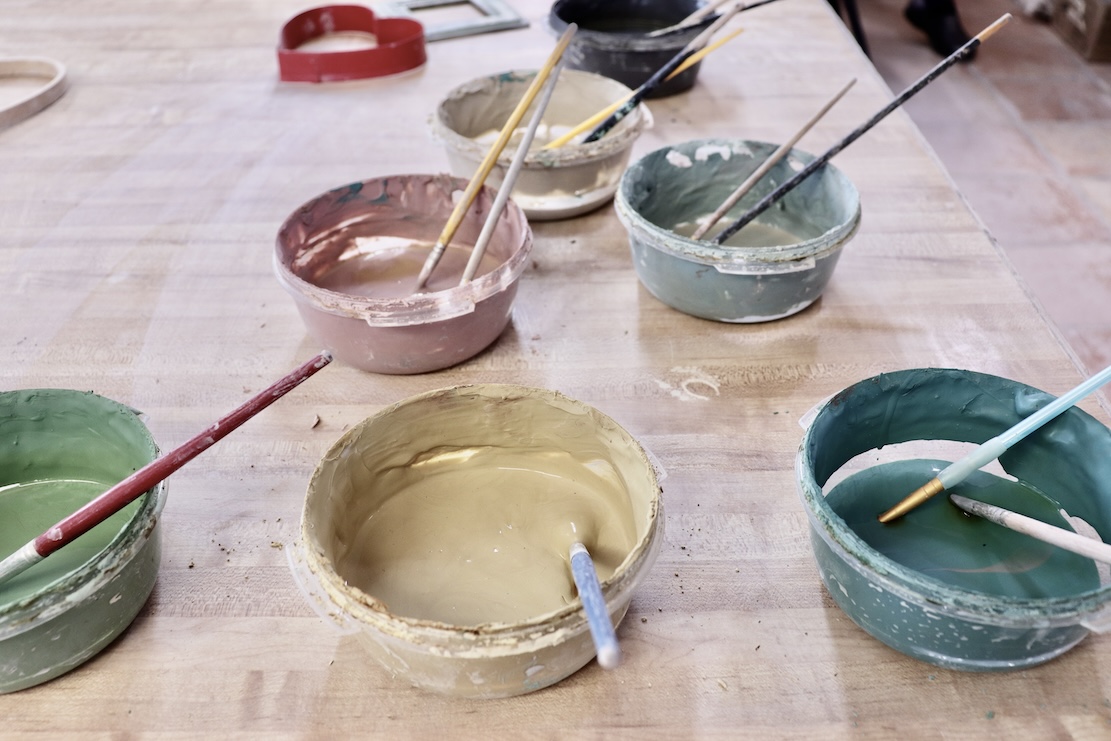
797,368,1111,671
0,389,165,693
827,460,1099,599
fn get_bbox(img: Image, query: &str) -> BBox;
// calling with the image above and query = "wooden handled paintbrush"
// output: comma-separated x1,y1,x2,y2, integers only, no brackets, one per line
712,14,1012,246
0,352,333,587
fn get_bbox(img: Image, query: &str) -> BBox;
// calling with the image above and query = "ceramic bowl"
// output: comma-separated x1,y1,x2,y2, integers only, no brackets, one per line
548,0,714,98
0,389,166,693
295,384,664,698
432,68,651,221
797,368,1111,671
274,174,532,374
615,138,861,323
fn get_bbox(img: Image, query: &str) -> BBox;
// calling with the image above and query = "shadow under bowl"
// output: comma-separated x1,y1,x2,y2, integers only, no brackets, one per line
0,389,165,694
615,138,861,323
797,367,1111,671
296,384,664,698
274,175,532,374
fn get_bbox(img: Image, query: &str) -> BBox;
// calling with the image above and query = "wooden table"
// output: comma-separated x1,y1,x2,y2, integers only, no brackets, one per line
3,0,1109,736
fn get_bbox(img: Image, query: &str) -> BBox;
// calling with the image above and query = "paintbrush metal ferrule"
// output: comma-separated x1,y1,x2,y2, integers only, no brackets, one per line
878,477,945,523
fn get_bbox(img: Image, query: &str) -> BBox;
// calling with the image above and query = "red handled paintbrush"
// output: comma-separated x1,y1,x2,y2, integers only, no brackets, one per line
0,351,333,587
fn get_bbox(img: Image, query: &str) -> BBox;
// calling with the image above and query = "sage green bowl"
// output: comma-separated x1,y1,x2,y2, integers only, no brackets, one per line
0,389,166,693
797,368,1111,671
615,139,861,323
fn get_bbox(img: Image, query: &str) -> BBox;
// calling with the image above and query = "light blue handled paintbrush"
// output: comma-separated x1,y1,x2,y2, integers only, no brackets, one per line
879,362,1111,523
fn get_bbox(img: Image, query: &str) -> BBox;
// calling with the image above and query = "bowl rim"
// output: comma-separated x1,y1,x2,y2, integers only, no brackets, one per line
0,388,167,638
796,367,1111,627
299,383,664,649
273,174,533,326
431,68,651,169
615,138,862,266
548,0,715,52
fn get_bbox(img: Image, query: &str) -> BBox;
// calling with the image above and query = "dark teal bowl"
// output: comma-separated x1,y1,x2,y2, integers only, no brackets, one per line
797,368,1111,671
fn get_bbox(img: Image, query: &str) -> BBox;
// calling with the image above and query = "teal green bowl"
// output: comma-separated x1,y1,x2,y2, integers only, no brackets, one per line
614,138,860,323
0,389,166,693
797,368,1111,671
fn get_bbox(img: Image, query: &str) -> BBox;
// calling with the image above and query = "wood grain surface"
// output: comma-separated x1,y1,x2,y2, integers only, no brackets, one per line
2,0,1109,736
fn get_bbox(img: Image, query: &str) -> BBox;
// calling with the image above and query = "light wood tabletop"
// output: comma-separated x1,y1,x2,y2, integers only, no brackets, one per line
2,0,1109,736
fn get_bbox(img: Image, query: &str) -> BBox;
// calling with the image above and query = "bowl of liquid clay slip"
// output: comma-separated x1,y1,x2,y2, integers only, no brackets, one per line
275,174,532,374
292,384,664,697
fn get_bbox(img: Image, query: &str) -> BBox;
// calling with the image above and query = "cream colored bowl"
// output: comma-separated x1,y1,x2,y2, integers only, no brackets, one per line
295,384,663,697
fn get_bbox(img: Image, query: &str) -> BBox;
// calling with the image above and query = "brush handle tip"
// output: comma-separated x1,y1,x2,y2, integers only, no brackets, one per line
597,643,622,670
976,13,1012,43
570,542,621,670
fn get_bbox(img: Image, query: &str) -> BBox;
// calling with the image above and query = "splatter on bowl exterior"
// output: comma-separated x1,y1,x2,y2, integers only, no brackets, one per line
797,368,1111,671
432,69,651,221
0,389,165,694
615,139,861,323
549,0,713,98
293,384,664,698
274,175,532,374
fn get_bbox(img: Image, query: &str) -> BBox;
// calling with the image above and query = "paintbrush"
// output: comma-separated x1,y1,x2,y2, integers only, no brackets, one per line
0,351,333,587
460,62,564,285
712,13,1012,246
543,27,744,151
878,362,1111,523
647,0,782,38
569,542,620,669
411,24,577,291
647,0,732,37
950,494,1111,566
582,5,741,144
690,77,856,241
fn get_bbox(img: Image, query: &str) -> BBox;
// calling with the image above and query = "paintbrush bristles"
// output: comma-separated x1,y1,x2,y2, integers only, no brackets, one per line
881,362,1111,522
